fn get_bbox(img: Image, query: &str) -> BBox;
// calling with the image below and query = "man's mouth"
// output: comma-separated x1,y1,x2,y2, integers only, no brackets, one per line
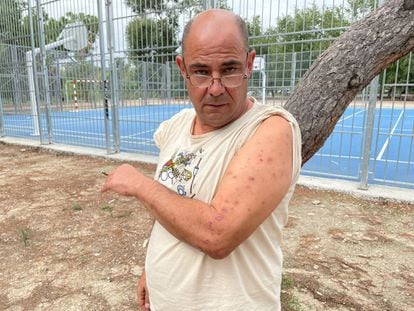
205,103,226,107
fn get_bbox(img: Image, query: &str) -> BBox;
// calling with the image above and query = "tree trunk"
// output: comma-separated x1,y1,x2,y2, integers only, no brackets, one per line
284,0,414,165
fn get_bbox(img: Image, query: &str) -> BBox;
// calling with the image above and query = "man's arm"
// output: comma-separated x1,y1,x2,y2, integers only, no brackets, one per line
101,115,293,259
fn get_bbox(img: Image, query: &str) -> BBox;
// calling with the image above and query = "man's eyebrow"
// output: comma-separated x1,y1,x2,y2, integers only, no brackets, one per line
188,59,243,69
188,63,209,69
222,60,243,66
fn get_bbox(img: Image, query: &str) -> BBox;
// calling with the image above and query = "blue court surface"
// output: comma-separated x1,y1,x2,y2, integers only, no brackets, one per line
302,106,414,187
3,104,414,187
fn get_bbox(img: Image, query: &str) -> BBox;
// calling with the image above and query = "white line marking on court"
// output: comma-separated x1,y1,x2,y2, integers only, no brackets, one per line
315,153,361,160
54,129,105,136
313,153,411,164
122,129,156,139
337,109,365,123
376,110,404,161
53,133,105,140
121,141,156,147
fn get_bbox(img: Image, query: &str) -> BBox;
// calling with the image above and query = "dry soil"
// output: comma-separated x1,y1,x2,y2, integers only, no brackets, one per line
0,142,413,311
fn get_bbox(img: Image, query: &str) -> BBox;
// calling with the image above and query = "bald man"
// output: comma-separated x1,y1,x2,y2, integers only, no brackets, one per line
102,9,301,311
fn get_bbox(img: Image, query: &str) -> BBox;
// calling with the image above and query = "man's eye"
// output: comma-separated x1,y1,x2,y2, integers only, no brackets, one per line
223,67,238,74
194,70,209,76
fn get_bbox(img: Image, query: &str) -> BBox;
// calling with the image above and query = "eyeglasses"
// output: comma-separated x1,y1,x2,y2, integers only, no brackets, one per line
186,73,248,88
183,53,250,88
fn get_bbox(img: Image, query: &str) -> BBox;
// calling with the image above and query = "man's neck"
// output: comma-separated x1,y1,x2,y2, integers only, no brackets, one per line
192,98,254,135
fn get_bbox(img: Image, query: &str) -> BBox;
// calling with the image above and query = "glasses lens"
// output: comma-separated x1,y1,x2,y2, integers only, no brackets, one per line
222,74,244,88
190,75,211,87
189,74,245,88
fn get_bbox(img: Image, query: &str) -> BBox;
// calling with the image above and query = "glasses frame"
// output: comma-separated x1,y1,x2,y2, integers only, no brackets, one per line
183,53,249,89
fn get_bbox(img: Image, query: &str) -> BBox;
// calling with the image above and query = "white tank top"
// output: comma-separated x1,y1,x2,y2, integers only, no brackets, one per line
146,99,302,310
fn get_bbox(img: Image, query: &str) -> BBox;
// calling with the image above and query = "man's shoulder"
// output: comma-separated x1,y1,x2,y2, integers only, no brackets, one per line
155,107,195,139
250,99,299,127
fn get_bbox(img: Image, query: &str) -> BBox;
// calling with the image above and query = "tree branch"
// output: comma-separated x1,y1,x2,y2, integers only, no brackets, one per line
284,0,414,164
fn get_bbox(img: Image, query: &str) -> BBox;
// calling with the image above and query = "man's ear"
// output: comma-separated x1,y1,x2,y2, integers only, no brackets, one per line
176,55,187,79
247,50,256,78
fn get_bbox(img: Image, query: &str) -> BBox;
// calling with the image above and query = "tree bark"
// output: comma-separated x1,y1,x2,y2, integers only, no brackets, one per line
284,0,414,164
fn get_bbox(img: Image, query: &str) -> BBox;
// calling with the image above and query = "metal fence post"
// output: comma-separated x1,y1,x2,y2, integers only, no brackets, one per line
359,75,379,190
27,0,44,142
166,61,172,105
97,0,111,154
105,0,120,152
36,0,53,143
143,62,149,106
203,0,217,9
0,94,4,137
262,55,267,105
55,58,64,112
11,46,22,113
291,52,297,93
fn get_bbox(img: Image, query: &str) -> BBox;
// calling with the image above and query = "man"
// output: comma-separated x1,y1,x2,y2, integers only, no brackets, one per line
101,9,301,311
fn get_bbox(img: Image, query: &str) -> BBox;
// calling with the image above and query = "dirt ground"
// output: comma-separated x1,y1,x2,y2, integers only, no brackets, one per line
0,142,413,311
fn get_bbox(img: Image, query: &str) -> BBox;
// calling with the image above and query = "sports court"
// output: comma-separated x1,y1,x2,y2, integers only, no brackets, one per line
2,102,413,187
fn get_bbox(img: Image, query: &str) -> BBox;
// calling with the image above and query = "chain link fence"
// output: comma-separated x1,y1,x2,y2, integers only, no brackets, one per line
0,0,412,189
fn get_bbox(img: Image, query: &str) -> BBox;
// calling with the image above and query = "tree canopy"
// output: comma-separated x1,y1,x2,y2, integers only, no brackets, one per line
244,2,411,95
125,0,229,62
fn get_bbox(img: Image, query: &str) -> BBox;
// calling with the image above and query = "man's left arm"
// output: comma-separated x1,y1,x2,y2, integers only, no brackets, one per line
101,115,293,259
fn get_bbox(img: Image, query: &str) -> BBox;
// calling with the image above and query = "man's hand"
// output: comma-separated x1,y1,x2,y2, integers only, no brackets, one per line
137,271,150,311
101,163,144,196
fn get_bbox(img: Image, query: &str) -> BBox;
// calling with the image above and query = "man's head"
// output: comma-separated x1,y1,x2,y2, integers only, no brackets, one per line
181,10,250,57
176,9,256,134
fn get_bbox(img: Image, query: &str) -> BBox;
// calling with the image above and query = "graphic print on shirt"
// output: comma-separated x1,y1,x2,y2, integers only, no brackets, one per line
158,149,204,198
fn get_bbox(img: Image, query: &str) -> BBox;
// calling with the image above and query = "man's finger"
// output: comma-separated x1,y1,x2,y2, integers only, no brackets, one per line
145,288,150,310
100,179,111,193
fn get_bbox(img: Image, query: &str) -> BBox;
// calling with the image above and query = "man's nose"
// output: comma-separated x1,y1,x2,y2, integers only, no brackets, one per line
208,78,225,96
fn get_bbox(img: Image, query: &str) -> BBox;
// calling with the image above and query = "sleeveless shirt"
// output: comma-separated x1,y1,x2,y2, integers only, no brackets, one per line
146,99,301,310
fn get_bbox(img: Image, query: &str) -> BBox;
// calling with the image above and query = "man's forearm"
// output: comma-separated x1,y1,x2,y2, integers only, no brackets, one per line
132,174,222,256
101,163,222,255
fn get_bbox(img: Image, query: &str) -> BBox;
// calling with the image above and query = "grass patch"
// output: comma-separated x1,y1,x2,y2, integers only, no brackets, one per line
72,203,82,211
281,274,304,311
282,274,295,289
79,255,88,264
101,204,113,213
20,228,30,246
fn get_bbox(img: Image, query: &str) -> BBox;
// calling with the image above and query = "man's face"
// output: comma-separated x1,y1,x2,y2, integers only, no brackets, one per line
176,14,255,133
